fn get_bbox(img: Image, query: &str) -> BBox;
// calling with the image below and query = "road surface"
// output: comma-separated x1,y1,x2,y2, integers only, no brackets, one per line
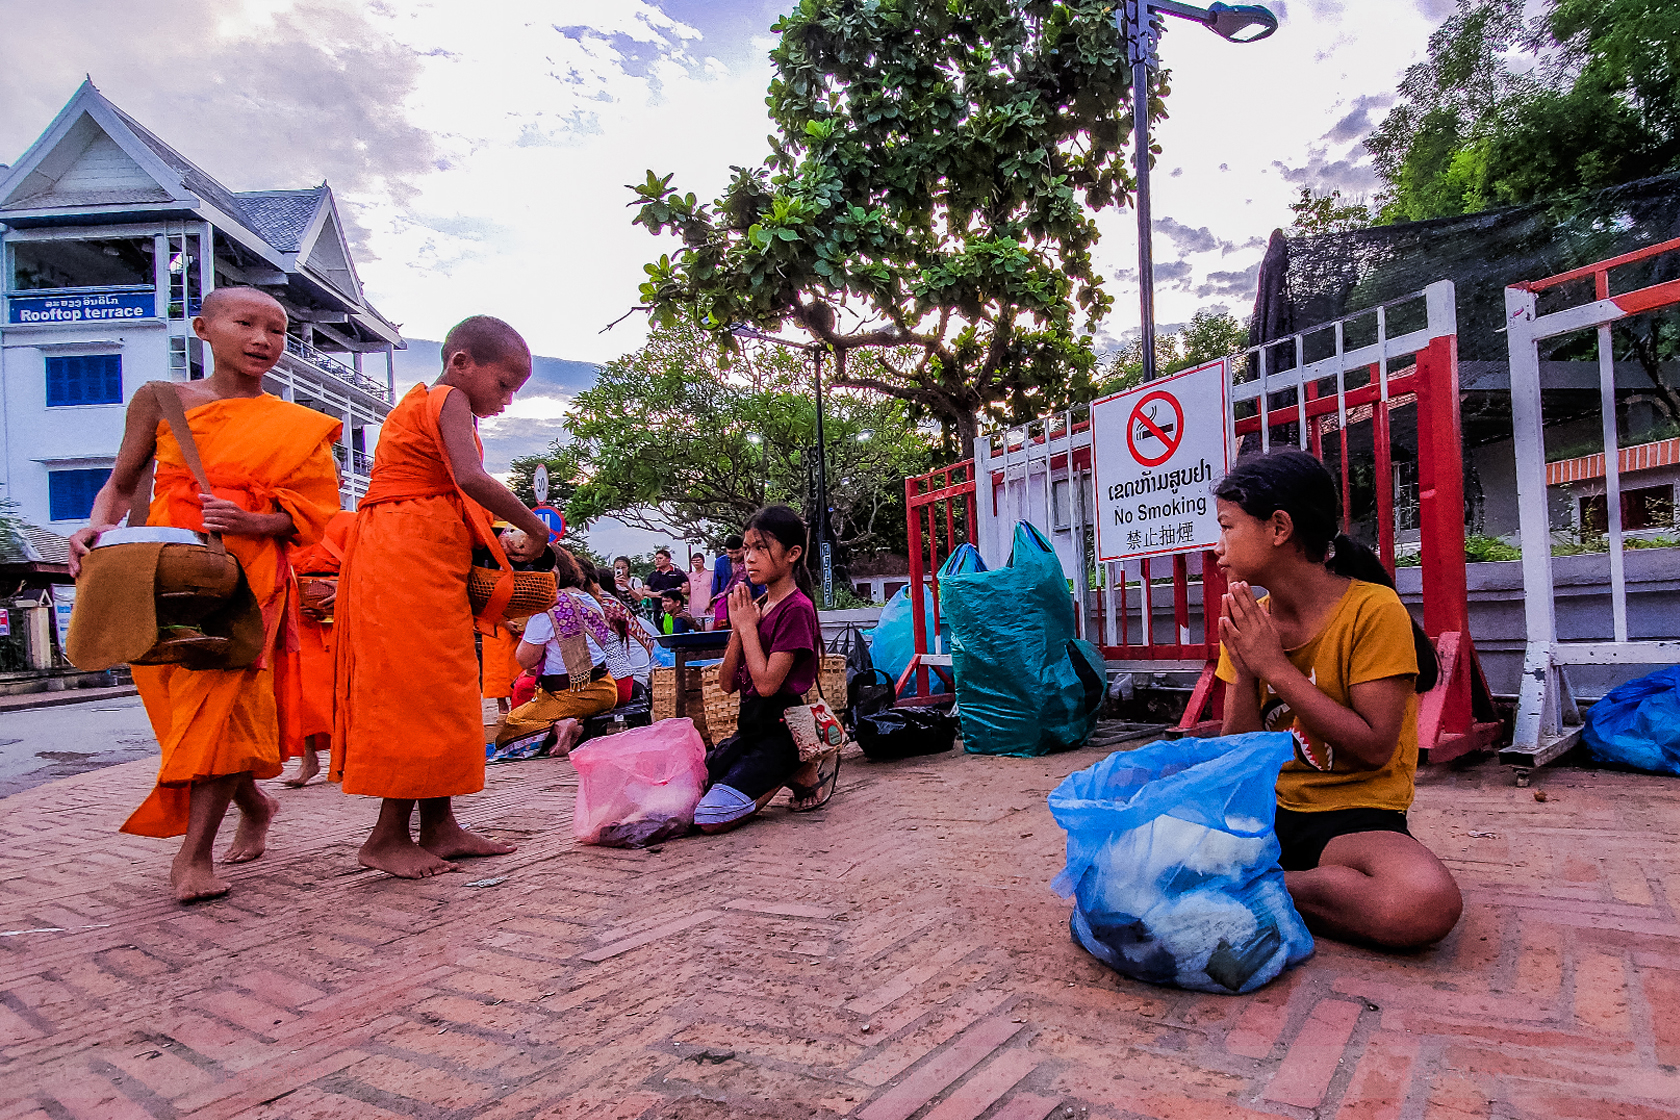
0,693,156,799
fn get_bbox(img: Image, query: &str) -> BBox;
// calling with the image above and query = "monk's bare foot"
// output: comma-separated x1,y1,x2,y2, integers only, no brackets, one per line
358,836,458,879
222,789,277,864
419,820,517,860
171,854,231,903
281,751,320,787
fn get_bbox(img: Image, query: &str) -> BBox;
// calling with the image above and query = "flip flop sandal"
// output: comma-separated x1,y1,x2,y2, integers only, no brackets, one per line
789,749,840,812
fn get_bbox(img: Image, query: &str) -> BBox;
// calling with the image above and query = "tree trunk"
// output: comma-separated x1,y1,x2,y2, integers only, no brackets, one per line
954,411,981,462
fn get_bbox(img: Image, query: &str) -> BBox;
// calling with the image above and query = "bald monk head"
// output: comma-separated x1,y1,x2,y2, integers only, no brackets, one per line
193,287,289,384
438,315,533,419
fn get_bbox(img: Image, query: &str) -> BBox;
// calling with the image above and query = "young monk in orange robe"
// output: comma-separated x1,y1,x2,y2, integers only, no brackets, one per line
68,287,343,903
331,316,550,879
481,621,522,715
281,508,356,786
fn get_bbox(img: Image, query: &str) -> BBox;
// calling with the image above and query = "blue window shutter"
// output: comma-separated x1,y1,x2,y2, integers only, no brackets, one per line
48,468,112,521
45,354,123,406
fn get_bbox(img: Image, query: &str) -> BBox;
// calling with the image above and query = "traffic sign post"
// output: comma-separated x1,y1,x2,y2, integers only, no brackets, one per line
531,505,566,542
1091,358,1229,562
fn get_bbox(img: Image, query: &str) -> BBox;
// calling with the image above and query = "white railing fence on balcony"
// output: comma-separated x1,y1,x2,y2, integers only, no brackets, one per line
286,337,392,402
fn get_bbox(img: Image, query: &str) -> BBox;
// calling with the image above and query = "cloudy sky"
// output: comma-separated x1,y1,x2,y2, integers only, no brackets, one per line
0,0,1456,553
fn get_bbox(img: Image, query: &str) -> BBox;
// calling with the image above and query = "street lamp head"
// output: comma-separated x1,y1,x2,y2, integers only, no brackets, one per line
1206,2,1277,42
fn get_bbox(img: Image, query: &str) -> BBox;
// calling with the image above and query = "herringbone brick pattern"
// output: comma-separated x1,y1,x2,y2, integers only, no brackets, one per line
1,730,1677,1119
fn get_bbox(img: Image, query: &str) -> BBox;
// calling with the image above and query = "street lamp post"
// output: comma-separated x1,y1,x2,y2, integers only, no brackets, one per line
729,324,835,607
1119,0,1278,381
810,346,834,607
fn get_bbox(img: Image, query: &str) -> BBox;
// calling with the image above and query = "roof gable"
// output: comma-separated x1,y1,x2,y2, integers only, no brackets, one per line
0,82,188,212
298,197,363,302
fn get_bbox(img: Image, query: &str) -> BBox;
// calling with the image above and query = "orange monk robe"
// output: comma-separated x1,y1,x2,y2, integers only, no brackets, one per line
280,509,357,749
480,624,522,700
332,384,518,800
123,396,342,837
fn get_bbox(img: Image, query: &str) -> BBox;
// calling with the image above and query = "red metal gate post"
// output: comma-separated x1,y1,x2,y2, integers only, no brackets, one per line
901,462,977,701
905,474,930,698
1413,332,1500,761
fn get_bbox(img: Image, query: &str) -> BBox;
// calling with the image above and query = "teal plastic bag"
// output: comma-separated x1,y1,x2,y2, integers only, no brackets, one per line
863,544,987,696
941,523,1105,756
1049,733,1314,994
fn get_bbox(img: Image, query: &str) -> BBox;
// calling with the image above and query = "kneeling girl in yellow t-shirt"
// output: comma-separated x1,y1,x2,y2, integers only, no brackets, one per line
1213,449,1461,950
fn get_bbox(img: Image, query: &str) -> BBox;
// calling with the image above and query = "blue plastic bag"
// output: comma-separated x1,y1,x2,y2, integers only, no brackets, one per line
1583,666,1680,776
941,523,1105,756
1049,733,1314,994
862,544,987,696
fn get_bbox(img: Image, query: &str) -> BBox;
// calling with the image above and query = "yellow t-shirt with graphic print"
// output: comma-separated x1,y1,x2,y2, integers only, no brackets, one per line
1215,579,1420,813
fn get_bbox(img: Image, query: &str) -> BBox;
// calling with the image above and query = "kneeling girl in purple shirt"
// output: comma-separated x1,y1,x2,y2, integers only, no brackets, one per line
696,505,839,832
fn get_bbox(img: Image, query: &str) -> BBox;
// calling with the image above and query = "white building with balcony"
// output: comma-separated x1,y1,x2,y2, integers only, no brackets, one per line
0,81,402,530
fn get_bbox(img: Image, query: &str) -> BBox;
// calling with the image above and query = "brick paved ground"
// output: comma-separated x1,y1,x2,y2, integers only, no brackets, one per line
2,722,1678,1120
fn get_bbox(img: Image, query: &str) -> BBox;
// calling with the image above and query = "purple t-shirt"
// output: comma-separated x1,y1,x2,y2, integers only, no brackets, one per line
737,589,820,699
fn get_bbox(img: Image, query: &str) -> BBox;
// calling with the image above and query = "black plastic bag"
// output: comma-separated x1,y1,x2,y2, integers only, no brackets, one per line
856,706,959,760
836,624,874,681
847,667,897,730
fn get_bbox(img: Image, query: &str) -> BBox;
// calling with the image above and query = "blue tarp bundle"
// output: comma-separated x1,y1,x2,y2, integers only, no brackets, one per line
940,523,1105,756
1583,666,1680,776
1049,733,1315,994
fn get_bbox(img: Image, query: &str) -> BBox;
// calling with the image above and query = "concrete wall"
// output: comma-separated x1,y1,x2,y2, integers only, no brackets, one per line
1394,546,1680,698
819,607,883,647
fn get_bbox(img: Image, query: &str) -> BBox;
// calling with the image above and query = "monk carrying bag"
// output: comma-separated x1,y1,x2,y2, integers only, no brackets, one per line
66,383,265,672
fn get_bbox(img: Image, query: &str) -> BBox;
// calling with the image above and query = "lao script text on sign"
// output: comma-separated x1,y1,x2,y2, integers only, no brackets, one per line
1091,358,1230,562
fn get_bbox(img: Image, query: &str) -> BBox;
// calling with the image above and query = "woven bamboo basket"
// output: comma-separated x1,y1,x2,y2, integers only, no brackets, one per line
467,567,557,616
652,666,712,744
805,653,848,706
701,663,738,741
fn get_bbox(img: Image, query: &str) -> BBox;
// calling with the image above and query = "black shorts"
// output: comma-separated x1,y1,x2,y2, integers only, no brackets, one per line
1274,806,1411,872
704,692,802,800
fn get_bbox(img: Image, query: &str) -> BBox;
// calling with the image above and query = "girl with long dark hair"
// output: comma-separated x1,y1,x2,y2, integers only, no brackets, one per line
694,505,837,832
1213,449,1460,949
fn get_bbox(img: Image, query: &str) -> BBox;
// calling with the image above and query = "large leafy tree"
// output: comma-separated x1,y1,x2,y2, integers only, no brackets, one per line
1367,0,1680,223
1287,187,1374,236
1095,308,1247,394
561,324,935,551
506,452,579,509
630,0,1159,449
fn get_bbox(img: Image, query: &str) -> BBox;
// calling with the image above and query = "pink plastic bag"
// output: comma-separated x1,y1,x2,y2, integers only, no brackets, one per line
570,718,709,847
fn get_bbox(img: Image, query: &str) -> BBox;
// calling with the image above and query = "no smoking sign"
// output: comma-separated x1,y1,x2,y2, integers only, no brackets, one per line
1091,359,1230,562
1127,389,1184,467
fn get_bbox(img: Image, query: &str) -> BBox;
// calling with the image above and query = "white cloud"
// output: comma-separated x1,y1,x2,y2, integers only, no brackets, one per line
1087,1,1441,346
340,2,774,363
1,0,1447,368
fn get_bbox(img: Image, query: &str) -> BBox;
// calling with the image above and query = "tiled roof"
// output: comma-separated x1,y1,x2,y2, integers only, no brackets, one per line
0,523,70,567
106,102,257,230
235,188,328,252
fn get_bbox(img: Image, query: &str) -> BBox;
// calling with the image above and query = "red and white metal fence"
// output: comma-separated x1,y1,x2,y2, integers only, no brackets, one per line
1504,237,1680,778
908,279,1500,759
